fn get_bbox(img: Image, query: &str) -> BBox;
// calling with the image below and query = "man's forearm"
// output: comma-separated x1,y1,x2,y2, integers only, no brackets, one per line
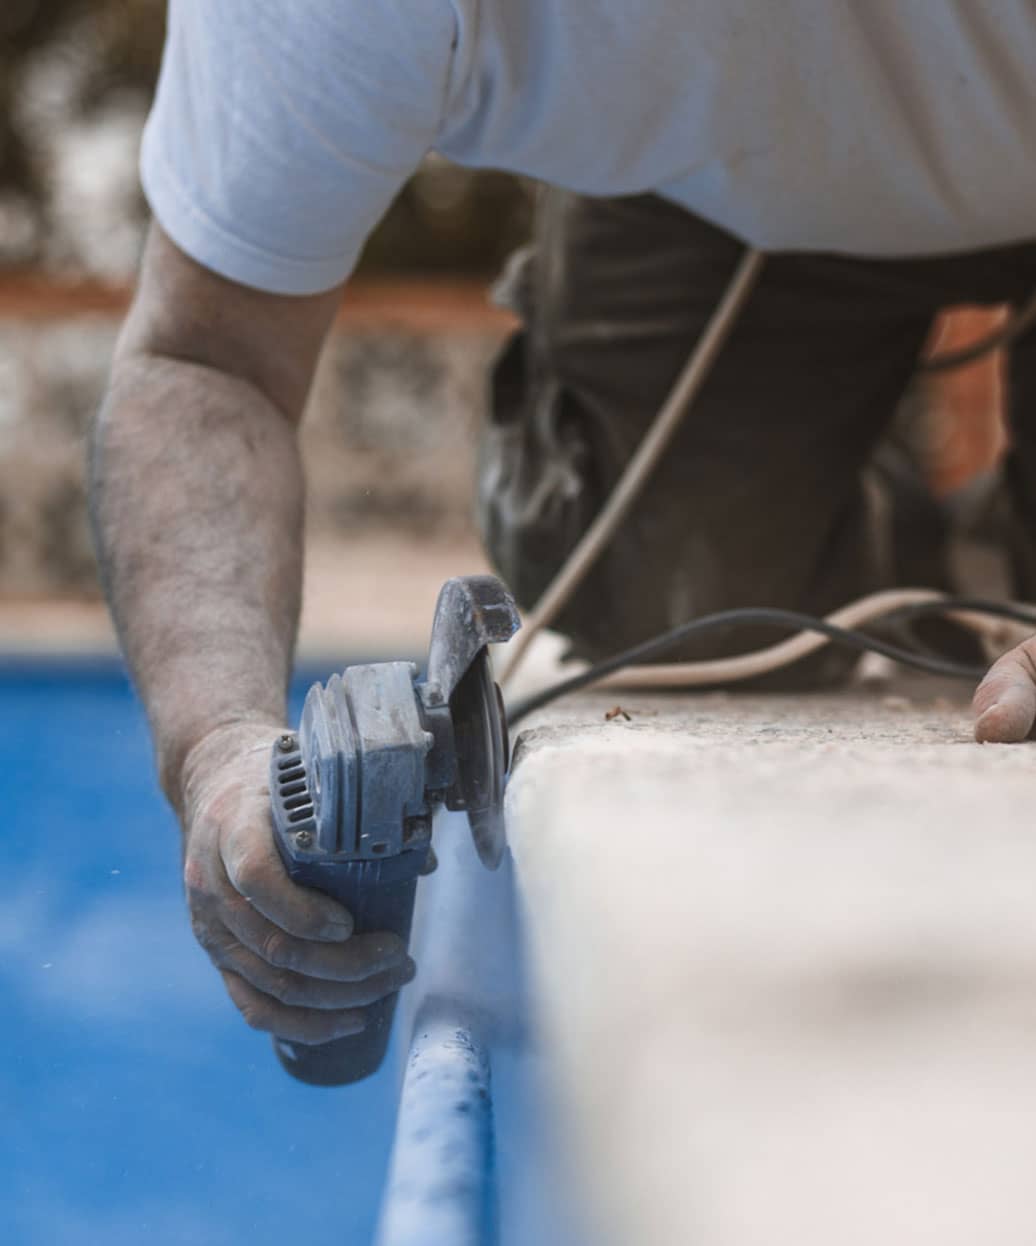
89,351,305,807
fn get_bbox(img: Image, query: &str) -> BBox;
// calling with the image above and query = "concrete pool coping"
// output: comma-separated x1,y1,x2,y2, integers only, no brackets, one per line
505,677,1036,1246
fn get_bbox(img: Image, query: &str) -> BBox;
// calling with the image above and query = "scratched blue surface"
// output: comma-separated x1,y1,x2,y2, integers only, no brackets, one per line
1,658,586,1246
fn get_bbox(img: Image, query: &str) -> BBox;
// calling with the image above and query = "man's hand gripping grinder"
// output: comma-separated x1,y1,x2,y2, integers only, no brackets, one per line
268,576,519,1086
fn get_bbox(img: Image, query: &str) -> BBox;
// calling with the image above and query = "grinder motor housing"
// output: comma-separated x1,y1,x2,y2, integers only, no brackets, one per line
268,575,519,1086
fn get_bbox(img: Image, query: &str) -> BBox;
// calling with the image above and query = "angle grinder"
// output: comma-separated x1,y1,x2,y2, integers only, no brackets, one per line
268,575,519,1086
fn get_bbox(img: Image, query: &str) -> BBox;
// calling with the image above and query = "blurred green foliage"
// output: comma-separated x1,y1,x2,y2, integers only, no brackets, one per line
0,0,531,277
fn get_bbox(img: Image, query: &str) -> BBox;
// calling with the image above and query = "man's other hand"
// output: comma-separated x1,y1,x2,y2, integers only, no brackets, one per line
973,638,1036,743
178,722,416,1044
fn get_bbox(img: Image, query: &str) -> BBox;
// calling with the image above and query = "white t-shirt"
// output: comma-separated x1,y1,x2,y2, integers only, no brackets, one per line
141,0,1036,295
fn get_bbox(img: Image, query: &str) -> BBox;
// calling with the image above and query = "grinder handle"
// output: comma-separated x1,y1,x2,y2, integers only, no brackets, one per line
271,850,427,1087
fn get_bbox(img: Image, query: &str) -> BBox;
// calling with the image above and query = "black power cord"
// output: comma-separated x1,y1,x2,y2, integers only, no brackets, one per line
505,597,1036,725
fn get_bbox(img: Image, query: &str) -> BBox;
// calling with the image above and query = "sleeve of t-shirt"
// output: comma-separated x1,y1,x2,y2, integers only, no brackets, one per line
140,0,459,295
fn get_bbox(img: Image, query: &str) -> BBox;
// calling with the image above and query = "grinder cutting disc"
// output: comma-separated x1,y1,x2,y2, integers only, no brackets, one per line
449,647,509,870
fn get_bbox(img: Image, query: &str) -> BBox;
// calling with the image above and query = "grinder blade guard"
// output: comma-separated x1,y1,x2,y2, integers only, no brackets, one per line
268,575,519,1086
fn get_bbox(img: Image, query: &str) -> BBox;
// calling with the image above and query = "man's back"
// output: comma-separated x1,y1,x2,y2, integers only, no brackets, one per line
439,0,1036,256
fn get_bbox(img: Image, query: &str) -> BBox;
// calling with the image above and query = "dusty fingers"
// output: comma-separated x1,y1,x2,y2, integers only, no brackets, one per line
973,638,1036,743
182,726,414,1040
221,971,368,1044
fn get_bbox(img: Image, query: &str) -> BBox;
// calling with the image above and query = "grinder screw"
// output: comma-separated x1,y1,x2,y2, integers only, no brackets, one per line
294,830,314,850
278,733,296,753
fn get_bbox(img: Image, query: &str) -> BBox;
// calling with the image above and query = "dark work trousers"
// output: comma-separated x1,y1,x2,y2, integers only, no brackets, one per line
476,190,1036,682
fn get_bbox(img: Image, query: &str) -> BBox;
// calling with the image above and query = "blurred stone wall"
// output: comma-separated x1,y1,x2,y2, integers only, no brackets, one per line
0,316,107,594
306,327,500,539
0,302,509,598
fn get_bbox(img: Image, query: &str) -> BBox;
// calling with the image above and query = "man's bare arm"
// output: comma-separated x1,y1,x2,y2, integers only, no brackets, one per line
88,224,413,1043
90,223,340,800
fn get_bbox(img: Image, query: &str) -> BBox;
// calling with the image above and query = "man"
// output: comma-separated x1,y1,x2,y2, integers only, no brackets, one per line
88,0,1036,1045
